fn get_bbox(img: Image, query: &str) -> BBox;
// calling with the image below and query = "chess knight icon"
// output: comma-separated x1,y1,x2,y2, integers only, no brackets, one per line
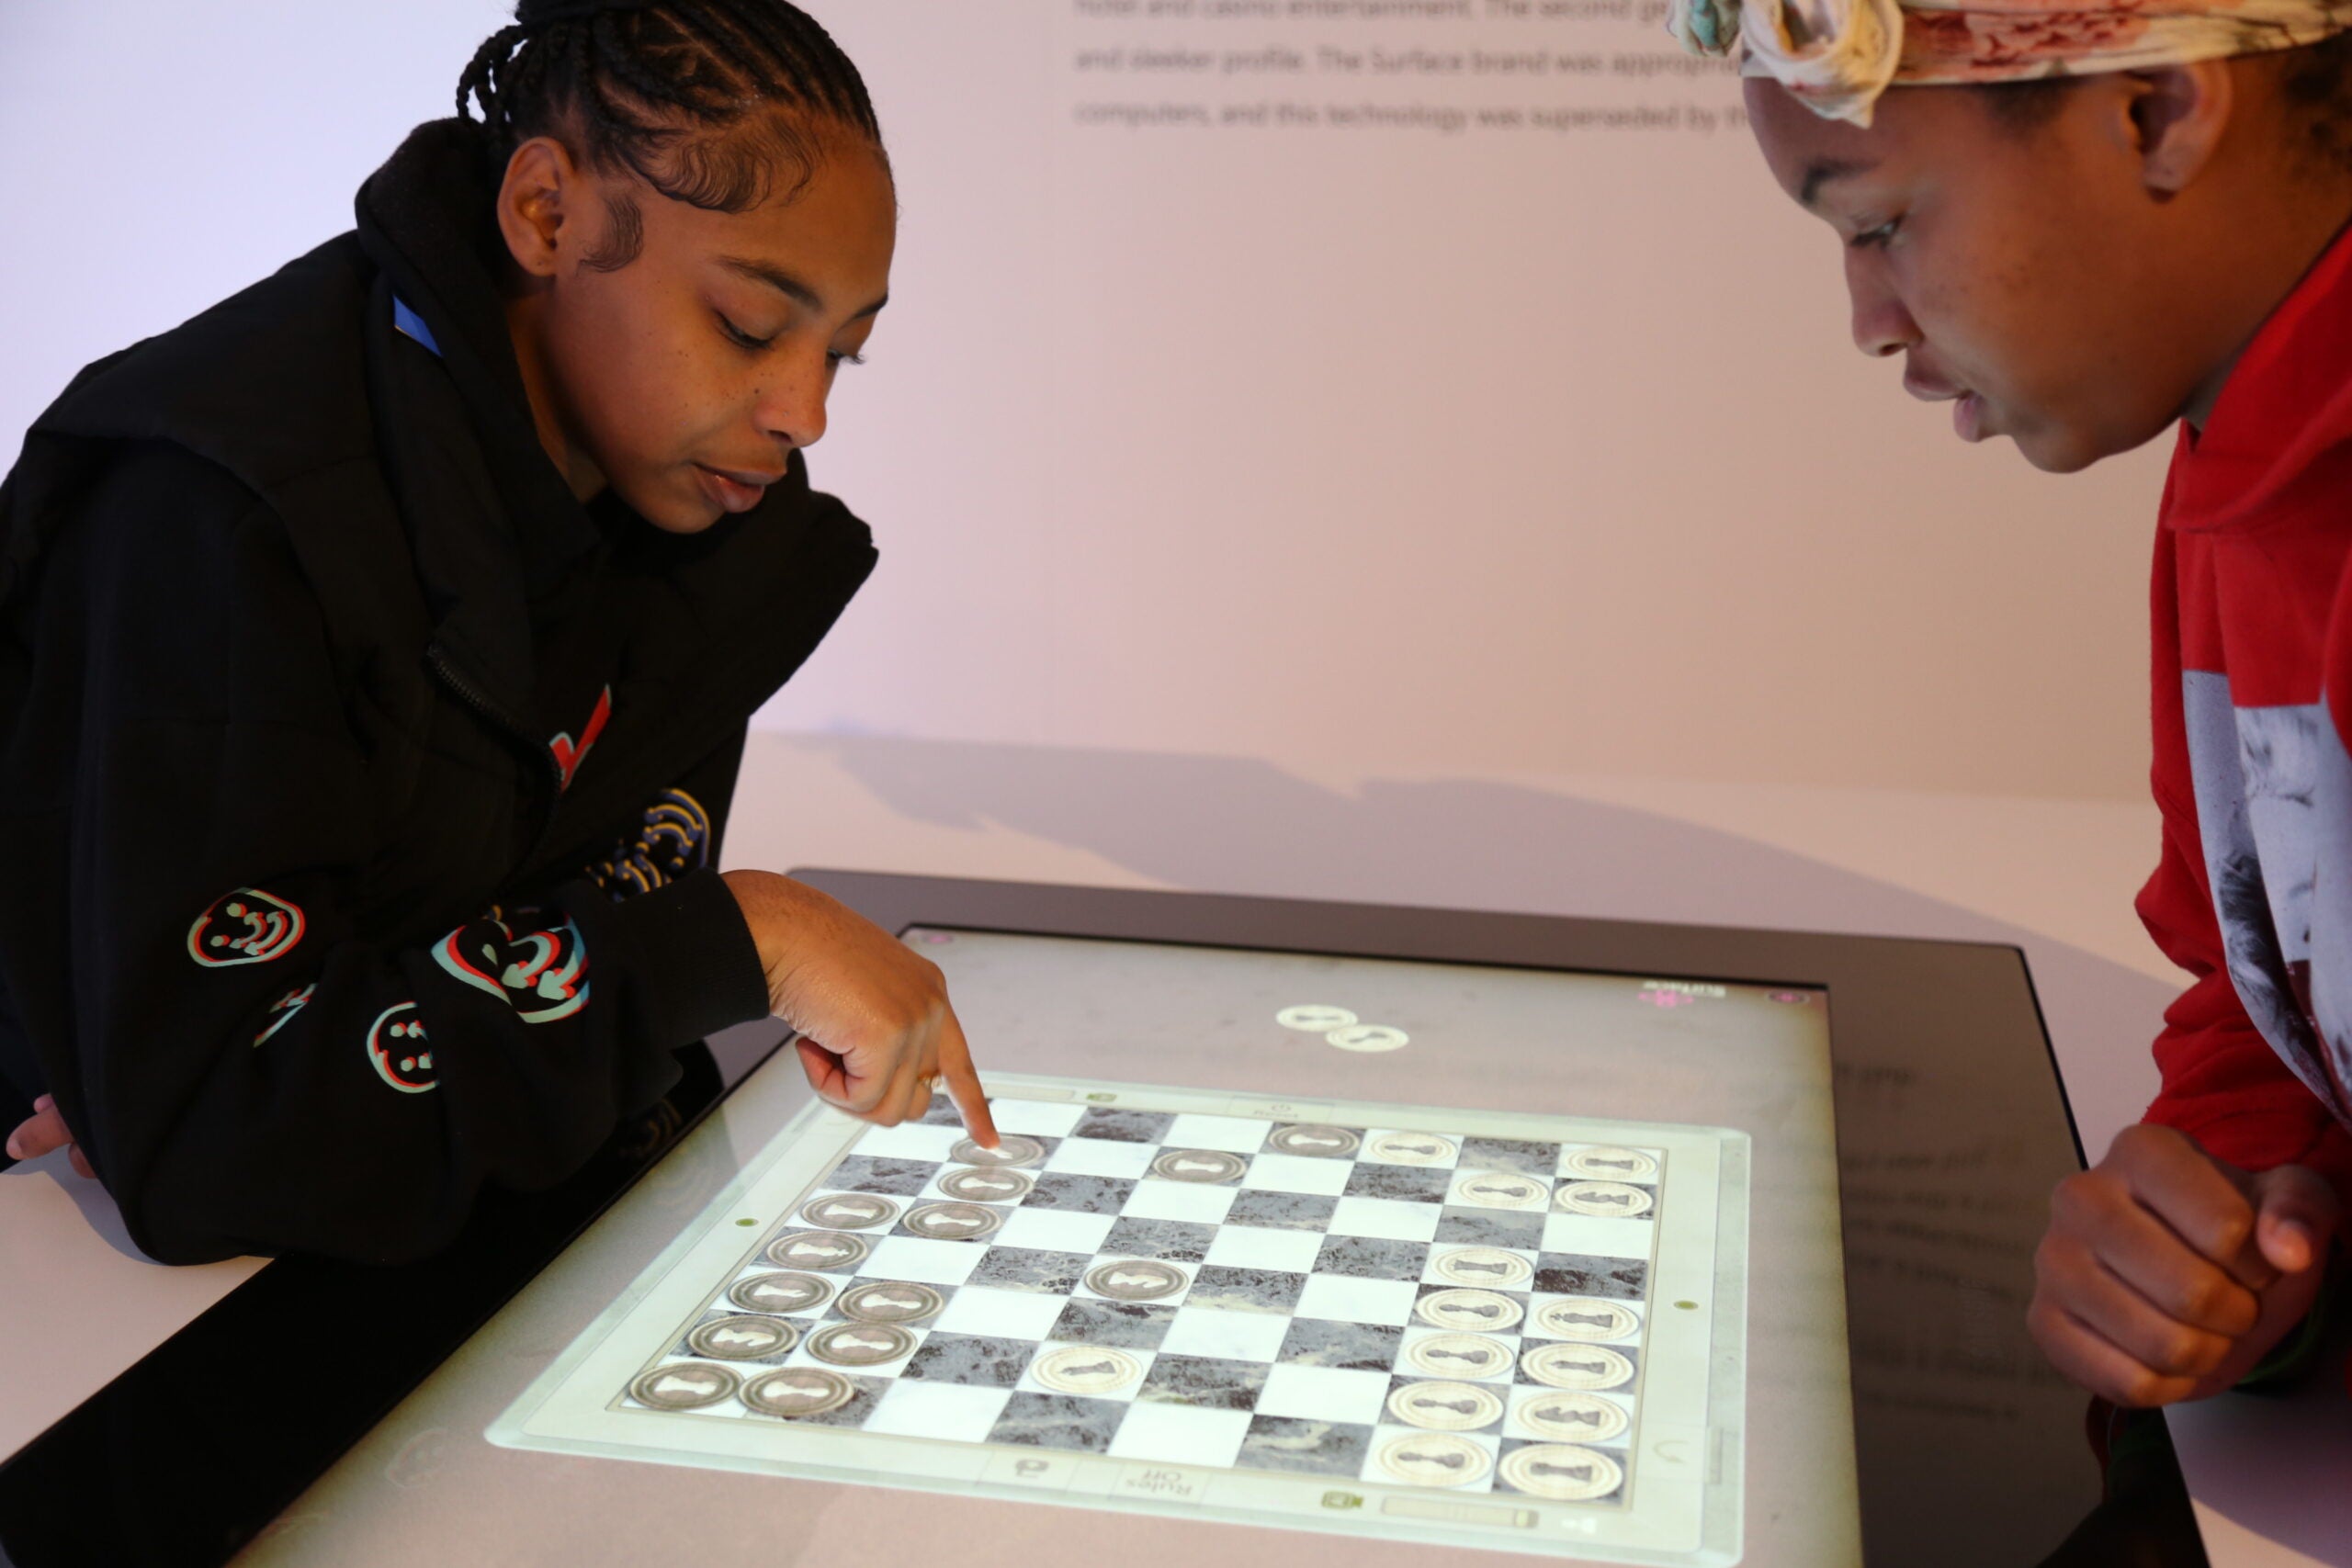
187,887,306,967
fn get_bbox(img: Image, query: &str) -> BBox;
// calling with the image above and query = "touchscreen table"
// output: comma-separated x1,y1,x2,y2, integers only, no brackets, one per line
491,930,1781,1565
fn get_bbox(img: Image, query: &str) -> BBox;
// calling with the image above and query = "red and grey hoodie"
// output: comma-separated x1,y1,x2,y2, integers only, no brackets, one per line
0,118,876,1264
2139,220,2352,1207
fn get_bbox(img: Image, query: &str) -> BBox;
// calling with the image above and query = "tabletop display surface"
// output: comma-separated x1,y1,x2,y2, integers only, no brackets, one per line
492,1065,1749,1563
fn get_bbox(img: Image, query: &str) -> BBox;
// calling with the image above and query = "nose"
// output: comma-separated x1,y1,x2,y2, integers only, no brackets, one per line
1844,249,1920,360
754,349,831,453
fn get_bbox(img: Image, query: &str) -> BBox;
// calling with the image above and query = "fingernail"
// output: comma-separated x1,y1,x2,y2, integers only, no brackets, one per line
32,1095,51,1111
4,1134,19,1160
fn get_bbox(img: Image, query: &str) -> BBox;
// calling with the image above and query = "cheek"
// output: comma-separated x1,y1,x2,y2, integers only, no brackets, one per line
547,286,729,467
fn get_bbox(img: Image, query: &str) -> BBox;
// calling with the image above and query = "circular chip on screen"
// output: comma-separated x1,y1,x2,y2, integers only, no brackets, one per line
1365,1131,1457,1167
730,1270,836,1314
1564,1146,1659,1182
1268,1123,1361,1157
951,1134,1046,1168
628,1362,740,1411
1500,1443,1623,1501
902,1201,1005,1242
1554,1181,1654,1219
1085,1258,1189,1302
1386,1380,1505,1432
685,1314,799,1360
798,1192,900,1231
1520,1343,1634,1391
1416,1288,1524,1333
1404,1333,1512,1380
940,1167,1034,1203
838,1281,947,1325
1276,1005,1359,1032
1515,1391,1629,1444
764,1231,869,1272
807,1322,917,1368
742,1367,855,1419
1450,1171,1549,1212
1325,1024,1409,1054
1034,1346,1144,1395
1431,1247,1533,1289
1374,1431,1492,1487
1149,1149,1247,1184
1532,1298,1640,1343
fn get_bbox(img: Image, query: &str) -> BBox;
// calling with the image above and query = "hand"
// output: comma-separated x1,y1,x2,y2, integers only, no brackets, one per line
2029,1122,2336,1407
5,1094,95,1179
722,871,998,1148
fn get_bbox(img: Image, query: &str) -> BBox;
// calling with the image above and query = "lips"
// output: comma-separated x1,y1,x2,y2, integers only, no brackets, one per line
693,462,785,515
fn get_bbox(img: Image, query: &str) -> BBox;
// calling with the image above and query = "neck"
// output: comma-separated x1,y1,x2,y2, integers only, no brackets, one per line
2180,195,2352,434
502,289,610,503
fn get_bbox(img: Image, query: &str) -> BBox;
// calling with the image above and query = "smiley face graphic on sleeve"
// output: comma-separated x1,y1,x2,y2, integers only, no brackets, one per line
368,1002,436,1093
187,889,305,967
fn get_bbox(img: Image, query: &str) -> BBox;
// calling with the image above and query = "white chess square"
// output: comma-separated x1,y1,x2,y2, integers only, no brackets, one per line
1329,1196,1442,1243
1360,1127,1461,1169
1256,1364,1391,1426
933,1285,1069,1341
1294,1273,1419,1328
1122,1179,1238,1224
1540,1213,1655,1261
1361,1424,1501,1493
1013,1346,1157,1404
1162,1112,1273,1154
995,1206,1119,1255
863,1236,989,1286
844,1121,967,1163
1154,1303,1291,1362
1397,1324,1517,1384
1106,1402,1252,1468
987,1099,1087,1138
1204,1226,1324,1274
1241,1153,1353,1197
1073,1258,1196,1304
1045,1137,1157,1179
864,1379,1013,1444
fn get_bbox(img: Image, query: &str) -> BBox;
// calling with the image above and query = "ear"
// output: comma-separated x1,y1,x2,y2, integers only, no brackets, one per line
2126,60,2237,197
494,136,580,280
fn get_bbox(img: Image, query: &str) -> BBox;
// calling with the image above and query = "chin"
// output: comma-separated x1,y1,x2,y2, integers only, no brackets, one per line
615,472,725,536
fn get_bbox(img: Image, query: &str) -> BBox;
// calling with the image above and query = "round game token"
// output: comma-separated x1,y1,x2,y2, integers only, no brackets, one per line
742,1367,856,1419
1432,1247,1533,1289
838,1280,947,1324
1520,1343,1635,1392
1564,1146,1659,1182
730,1270,837,1314
902,1201,1006,1242
764,1231,869,1272
1451,1171,1550,1212
1276,1004,1358,1032
1325,1024,1409,1054
941,1167,1035,1203
799,1191,900,1231
1516,1391,1629,1444
1269,1123,1361,1158
1417,1288,1525,1333
1374,1432,1492,1487
1532,1298,1640,1343
1149,1148,1247,1184
1499,1443,1623,1502
1085,1258,1189,1301
628,1362,740,1411
951,1134,1046,1168
1554,1181,1655,1219
685,1314,800,1360
1033,1345,1144,1395
1404,1333,1512,1381
1366,1131,1457,1168
808,1322,917,1368
1386,1380,1505,1432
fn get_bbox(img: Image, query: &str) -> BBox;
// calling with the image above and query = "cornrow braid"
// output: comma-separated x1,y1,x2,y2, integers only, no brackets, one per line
456,0,883,265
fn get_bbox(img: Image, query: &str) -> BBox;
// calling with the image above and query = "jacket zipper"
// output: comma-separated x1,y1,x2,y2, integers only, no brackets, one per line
424,642,566,862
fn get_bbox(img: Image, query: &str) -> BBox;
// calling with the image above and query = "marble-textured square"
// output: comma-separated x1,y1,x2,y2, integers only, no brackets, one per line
862,1236,991,1287
1313,1235,1430,1282
820,1154,941,1197
901,1331,1037,1389
1259,1364,1392,1426
1458,1137,1561,1179
1071,1107,1175,1144
1495,1435,1626,1504
1276,1316,1406,1372
1292,1273,1420,1328
1221,1190,1339,1232
1241,1153,1354,1197
1384,1375,1505,1432
1186,1265,1308,1314
1235,1415,1374,1477
1540,1213,1657,1261
862,1379,1014,1444
1105,1401,1253,1467
1162,1112,1274,1154
1204,1224,1324,1274
987,1391,1127,1453
1043,1136,1157,1180
1532,1254,1649,1302
1121,1179,1239,1225
966,1246,1091,1295
994,1206,1118,1256
1327,1195,1442,1243
1136,1352,1271,1411
1343,1166,1453,1205
933,1285,1069,1341
1435,1207,1548,1250
1046,1299,1179,1350
1023,1173,1136,1214
1156,1303,1292,1362
1101,1217,1218,1263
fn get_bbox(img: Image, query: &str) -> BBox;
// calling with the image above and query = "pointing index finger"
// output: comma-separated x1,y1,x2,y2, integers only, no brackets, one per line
938,1010,999,1149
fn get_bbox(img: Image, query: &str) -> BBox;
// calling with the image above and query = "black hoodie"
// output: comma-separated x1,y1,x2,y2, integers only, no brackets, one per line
0,118,876,1265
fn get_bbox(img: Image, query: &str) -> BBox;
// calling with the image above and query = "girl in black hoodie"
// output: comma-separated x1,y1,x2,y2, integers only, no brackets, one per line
0,0,997,1264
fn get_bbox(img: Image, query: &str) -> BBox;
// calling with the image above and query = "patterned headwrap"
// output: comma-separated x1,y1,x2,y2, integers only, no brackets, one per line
1672,0,2352,125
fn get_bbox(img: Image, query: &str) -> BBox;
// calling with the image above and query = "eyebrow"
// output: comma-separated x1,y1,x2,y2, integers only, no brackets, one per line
717,254,888,321
1799,157,1877,209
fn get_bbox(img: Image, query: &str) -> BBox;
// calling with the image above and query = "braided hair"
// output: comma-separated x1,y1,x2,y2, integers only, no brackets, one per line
458,0,884,268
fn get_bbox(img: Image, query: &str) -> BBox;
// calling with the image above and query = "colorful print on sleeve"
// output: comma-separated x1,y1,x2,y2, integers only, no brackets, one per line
432,909,592,1024
187,888,306,967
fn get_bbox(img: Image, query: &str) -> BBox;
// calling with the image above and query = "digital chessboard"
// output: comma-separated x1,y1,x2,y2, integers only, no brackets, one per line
491,1075,1748,1563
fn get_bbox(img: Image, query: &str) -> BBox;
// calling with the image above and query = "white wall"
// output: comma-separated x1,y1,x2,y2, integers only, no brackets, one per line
0,2,2167,799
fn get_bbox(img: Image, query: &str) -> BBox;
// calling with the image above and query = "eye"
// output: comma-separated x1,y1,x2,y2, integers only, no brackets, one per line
717,312,775,351
1848,216,1902,250
828,351,868,369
